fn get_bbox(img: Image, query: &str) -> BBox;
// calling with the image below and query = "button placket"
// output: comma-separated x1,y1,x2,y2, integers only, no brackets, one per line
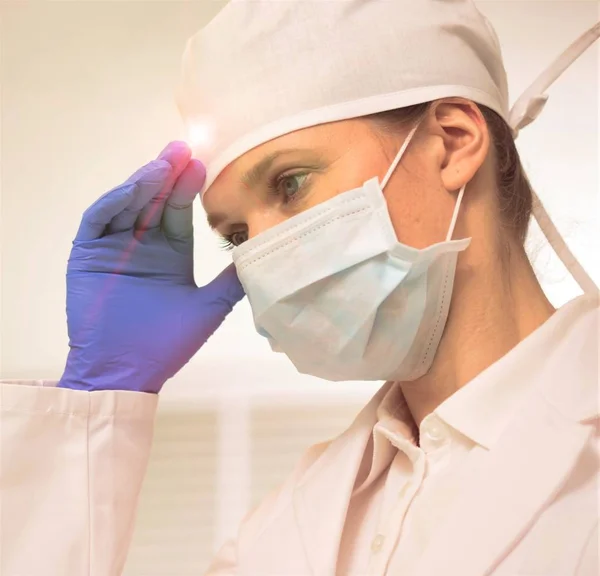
368,451,426,575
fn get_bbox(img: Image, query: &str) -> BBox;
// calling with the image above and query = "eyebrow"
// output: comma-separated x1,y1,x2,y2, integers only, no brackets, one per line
206,211,228,231
206,148,322,231
241,148,311,189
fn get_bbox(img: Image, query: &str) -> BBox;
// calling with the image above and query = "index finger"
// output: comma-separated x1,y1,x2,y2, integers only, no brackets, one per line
132,141,192,234
162,159,206,241
157,141,192,170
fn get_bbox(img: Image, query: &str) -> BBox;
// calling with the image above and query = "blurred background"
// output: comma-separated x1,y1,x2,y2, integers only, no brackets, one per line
0,1,598,574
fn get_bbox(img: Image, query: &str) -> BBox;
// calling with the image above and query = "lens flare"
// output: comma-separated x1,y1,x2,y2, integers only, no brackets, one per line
186,118,215,151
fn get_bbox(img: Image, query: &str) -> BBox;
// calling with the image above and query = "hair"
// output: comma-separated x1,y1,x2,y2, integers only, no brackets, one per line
365,103,534,245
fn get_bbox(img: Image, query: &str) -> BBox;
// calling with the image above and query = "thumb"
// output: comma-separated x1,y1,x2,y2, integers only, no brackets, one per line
198,263,246,316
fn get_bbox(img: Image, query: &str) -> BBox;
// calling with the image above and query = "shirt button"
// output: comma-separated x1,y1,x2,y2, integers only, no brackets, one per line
427,425,443,441
371,534,385,553
423,419,447,442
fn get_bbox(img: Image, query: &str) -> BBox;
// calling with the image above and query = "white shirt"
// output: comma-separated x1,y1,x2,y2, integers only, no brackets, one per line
0,297,597,576
337,321,548,576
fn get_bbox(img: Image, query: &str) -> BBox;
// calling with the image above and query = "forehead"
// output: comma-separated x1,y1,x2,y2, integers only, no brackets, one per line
207,119,371,188
201,119,383,224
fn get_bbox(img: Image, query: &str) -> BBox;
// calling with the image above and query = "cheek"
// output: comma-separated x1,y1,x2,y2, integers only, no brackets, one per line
336,157,388,190
385,176,455,249
245,208,290,240
312,151,391,204
290,157,387,213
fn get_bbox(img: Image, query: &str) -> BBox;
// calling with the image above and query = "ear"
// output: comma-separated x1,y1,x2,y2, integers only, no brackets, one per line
430,99,490,192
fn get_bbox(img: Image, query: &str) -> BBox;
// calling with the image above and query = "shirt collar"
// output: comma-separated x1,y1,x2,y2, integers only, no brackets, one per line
352,295,594,494
352,383,417,496
435,295,593,450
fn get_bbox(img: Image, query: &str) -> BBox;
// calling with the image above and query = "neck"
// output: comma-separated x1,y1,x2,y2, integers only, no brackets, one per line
399,239,556,426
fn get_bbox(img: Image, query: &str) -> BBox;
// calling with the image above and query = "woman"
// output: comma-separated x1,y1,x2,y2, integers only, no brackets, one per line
1,1,598,575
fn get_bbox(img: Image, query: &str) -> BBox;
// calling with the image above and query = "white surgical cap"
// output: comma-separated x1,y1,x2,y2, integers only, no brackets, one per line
177,0,599,295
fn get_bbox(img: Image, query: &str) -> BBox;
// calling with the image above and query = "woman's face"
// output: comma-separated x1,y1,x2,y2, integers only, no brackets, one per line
203,101,489,252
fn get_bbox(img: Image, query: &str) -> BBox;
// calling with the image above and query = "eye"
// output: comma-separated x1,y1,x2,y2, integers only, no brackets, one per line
220,230,248,251
272,172,310,202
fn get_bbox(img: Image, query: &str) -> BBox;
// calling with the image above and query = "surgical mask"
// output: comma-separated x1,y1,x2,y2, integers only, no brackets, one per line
232,125,471,382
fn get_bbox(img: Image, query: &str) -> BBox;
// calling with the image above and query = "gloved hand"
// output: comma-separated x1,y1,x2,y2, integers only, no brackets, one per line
58,141,244,394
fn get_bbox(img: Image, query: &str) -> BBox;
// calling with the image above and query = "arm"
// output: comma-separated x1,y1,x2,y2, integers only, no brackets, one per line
1,141,244,575
0,381,157,575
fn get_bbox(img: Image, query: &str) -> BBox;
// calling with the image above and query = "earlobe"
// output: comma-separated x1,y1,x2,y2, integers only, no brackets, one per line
433,100,490,193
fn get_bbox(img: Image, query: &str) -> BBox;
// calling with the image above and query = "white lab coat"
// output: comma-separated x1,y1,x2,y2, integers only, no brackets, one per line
0,295,598,576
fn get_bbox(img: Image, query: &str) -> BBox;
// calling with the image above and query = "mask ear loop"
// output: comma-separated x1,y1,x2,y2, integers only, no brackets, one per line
380,123,422,190
379,119,466,243
445,184,467,242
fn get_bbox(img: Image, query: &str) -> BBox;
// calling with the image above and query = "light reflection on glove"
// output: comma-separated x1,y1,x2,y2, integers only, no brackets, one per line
58,142,244,394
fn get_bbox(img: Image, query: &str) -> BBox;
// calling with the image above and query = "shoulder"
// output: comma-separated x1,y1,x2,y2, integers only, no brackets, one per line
576,521,599,576
238,438,332,537
541,296,599,423
235,382,389,547
237,382,392,539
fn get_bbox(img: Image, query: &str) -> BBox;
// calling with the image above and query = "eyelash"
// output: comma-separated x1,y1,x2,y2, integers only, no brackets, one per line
219,170,311,251
219,236,237,252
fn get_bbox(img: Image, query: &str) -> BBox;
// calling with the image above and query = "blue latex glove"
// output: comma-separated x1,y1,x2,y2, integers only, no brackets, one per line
58,142,244,393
